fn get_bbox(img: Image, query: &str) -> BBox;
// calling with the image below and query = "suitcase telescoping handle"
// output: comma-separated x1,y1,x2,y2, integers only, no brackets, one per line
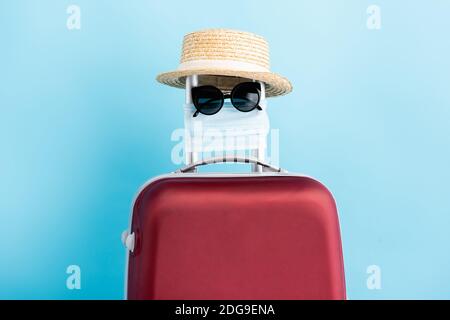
175,156,287,173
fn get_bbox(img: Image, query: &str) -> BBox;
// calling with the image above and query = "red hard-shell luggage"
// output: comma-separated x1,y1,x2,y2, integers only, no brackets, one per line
123,157,346,299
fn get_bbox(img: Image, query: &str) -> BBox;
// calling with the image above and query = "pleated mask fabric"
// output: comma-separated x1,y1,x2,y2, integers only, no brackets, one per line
183,100,269,155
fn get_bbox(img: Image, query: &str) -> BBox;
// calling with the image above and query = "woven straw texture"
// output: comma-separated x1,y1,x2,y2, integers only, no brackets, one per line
156,29,292,97
181,29,270,69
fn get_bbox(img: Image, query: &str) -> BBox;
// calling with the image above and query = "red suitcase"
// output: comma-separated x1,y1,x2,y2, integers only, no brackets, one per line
123,157,346,300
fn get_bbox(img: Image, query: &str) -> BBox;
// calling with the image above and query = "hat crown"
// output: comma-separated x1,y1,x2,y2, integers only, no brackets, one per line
180,29,270,70
156,28,292,97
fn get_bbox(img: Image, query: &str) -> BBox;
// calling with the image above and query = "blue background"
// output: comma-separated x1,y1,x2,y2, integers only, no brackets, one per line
1,0,450,299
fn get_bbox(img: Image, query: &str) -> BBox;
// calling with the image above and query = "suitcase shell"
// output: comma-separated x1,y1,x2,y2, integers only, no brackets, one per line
124,172,346,300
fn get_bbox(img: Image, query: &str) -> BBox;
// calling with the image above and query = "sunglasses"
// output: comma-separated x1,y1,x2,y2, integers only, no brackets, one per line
191,82,263,117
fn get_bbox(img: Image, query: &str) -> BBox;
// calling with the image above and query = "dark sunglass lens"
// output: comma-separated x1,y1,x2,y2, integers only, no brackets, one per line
231,82,260,112
192,86,223,115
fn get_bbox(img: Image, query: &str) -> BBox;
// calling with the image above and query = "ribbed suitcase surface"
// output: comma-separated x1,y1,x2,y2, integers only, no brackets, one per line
125,173,345,300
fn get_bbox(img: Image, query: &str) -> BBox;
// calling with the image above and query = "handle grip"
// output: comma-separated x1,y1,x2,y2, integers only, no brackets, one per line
175,156,286,173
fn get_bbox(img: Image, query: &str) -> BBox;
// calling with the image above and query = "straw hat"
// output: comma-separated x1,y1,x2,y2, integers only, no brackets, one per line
156,29,292,97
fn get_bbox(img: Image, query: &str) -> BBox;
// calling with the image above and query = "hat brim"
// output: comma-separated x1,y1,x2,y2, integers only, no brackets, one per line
156,68,292,97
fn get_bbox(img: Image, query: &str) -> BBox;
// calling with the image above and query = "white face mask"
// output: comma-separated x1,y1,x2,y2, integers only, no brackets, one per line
184,99,270,155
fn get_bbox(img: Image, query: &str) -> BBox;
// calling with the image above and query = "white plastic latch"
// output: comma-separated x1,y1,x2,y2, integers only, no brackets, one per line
121,230,135,252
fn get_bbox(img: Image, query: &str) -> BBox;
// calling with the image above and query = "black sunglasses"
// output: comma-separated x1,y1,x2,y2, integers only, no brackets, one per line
191,82,263,117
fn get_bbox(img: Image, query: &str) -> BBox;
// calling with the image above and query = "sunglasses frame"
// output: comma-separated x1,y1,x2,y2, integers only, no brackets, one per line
191,82,263,117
